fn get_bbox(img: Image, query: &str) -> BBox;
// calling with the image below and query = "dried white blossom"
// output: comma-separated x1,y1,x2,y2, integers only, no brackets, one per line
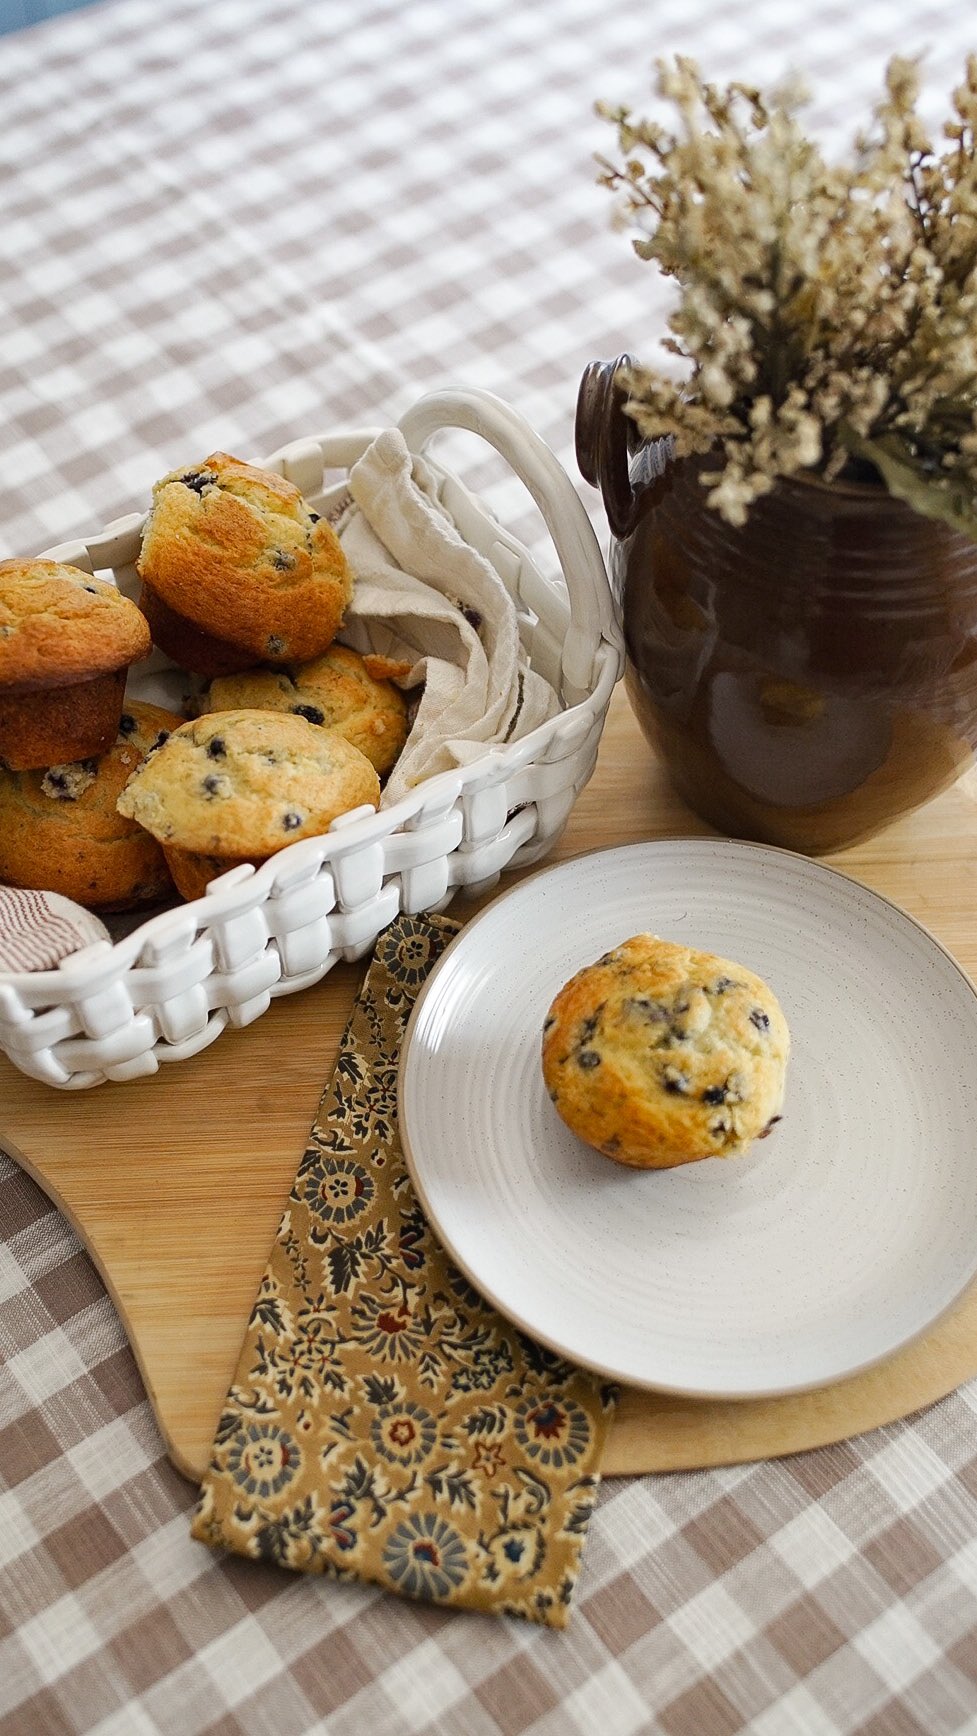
597,56,977,534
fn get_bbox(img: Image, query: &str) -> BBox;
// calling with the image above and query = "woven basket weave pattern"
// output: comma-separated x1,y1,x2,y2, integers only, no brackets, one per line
0,392,621,1089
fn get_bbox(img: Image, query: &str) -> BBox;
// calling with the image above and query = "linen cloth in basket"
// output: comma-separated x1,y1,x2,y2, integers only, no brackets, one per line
339,428,559,804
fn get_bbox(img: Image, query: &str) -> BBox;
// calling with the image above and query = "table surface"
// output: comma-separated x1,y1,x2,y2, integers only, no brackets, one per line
4,2,977,1733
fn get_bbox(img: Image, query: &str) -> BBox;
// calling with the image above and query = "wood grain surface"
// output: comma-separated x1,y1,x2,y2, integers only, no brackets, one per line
3,683,977,1481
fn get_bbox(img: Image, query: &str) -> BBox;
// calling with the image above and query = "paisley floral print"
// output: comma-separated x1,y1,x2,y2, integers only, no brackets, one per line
300,1157,375,1226
514,1396,593,1469
382,1514,469,1598
191,913,615,1627
370,1400,438,1466
226,1423,302,1499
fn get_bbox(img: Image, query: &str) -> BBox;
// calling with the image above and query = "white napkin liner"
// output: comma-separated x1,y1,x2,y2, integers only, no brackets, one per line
339,429,559,805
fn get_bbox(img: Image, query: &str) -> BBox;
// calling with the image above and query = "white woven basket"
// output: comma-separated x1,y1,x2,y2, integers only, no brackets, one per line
0,389,623,1090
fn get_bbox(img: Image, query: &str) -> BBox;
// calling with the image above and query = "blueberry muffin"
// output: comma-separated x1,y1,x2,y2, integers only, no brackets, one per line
0,559,152,770
0,701,180,910
199,644,410,776
137,452,353,676
116,707,381,901
541,934,789,1169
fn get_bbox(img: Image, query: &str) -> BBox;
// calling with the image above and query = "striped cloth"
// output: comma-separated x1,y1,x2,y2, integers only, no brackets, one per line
0,885,108,972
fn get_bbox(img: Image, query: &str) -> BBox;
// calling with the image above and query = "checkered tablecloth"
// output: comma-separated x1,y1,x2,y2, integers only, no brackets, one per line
3,0,977,1730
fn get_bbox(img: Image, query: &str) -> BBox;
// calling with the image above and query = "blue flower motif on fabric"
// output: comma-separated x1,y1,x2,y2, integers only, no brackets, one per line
376,916,438,988
302,1156,375,1226
514,1396,591,1468
226,1423,301,1499
382,1513,469,1600
482,1522,546,1584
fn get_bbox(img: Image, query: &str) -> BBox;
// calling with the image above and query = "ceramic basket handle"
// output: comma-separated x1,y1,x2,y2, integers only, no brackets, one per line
397,386,620,695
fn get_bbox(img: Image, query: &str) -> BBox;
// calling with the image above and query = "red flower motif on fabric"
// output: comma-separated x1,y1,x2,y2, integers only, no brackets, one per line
351,1295,426,1363
377,1307,410,1335
370,1400,437,1466
527,1402,566,1439
382,1514,469,1599
514,1395,591,1469
471,1439,506,1479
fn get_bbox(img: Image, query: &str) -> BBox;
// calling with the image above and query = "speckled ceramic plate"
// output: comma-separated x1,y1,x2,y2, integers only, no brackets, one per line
399,840,977,1398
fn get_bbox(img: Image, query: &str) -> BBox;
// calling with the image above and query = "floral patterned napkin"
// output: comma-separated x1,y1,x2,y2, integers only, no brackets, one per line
191,913,616,1626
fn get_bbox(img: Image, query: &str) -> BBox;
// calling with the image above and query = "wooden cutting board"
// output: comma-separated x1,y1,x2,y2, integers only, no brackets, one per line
4,683,977,1480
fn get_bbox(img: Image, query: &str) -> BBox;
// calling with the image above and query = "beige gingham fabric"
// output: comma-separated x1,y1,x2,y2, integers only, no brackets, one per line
3,0,977,1729
6,1149,977,1735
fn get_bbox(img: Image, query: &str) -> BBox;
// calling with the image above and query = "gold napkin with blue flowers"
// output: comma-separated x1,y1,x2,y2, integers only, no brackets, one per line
191,912,616,1626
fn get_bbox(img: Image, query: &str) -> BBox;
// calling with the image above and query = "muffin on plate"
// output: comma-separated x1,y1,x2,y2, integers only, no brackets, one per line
199,643,410,776
542,933,789,1169
136,452,353,676
0,700,181,911
0,559,152,770
116,707,381,901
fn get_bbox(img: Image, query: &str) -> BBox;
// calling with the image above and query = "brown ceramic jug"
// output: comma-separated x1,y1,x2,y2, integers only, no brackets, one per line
576,356,977,854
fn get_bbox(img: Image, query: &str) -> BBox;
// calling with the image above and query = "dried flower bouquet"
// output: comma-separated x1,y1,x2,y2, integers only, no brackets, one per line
597,56,977,532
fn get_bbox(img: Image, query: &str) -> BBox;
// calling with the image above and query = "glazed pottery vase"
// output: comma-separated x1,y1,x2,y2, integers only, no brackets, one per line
577,356,977,854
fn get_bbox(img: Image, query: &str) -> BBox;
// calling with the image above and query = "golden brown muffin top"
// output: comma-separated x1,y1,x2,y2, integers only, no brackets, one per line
137,451,352,664
542,933,790,1168
116,707,380,856
201,644,409,776
0,560,152,691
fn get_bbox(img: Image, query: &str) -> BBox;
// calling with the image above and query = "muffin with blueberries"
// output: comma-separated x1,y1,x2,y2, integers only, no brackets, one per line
199,643,410,777
136,452,353,677
542,934,789,1169
116,708,381,901
0,558,151,770
0,700,181,911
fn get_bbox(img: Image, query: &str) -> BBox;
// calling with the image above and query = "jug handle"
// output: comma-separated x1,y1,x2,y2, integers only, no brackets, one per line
576,355,644,540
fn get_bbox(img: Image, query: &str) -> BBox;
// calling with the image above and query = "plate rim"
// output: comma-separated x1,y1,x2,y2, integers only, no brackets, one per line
398,837,977,1400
